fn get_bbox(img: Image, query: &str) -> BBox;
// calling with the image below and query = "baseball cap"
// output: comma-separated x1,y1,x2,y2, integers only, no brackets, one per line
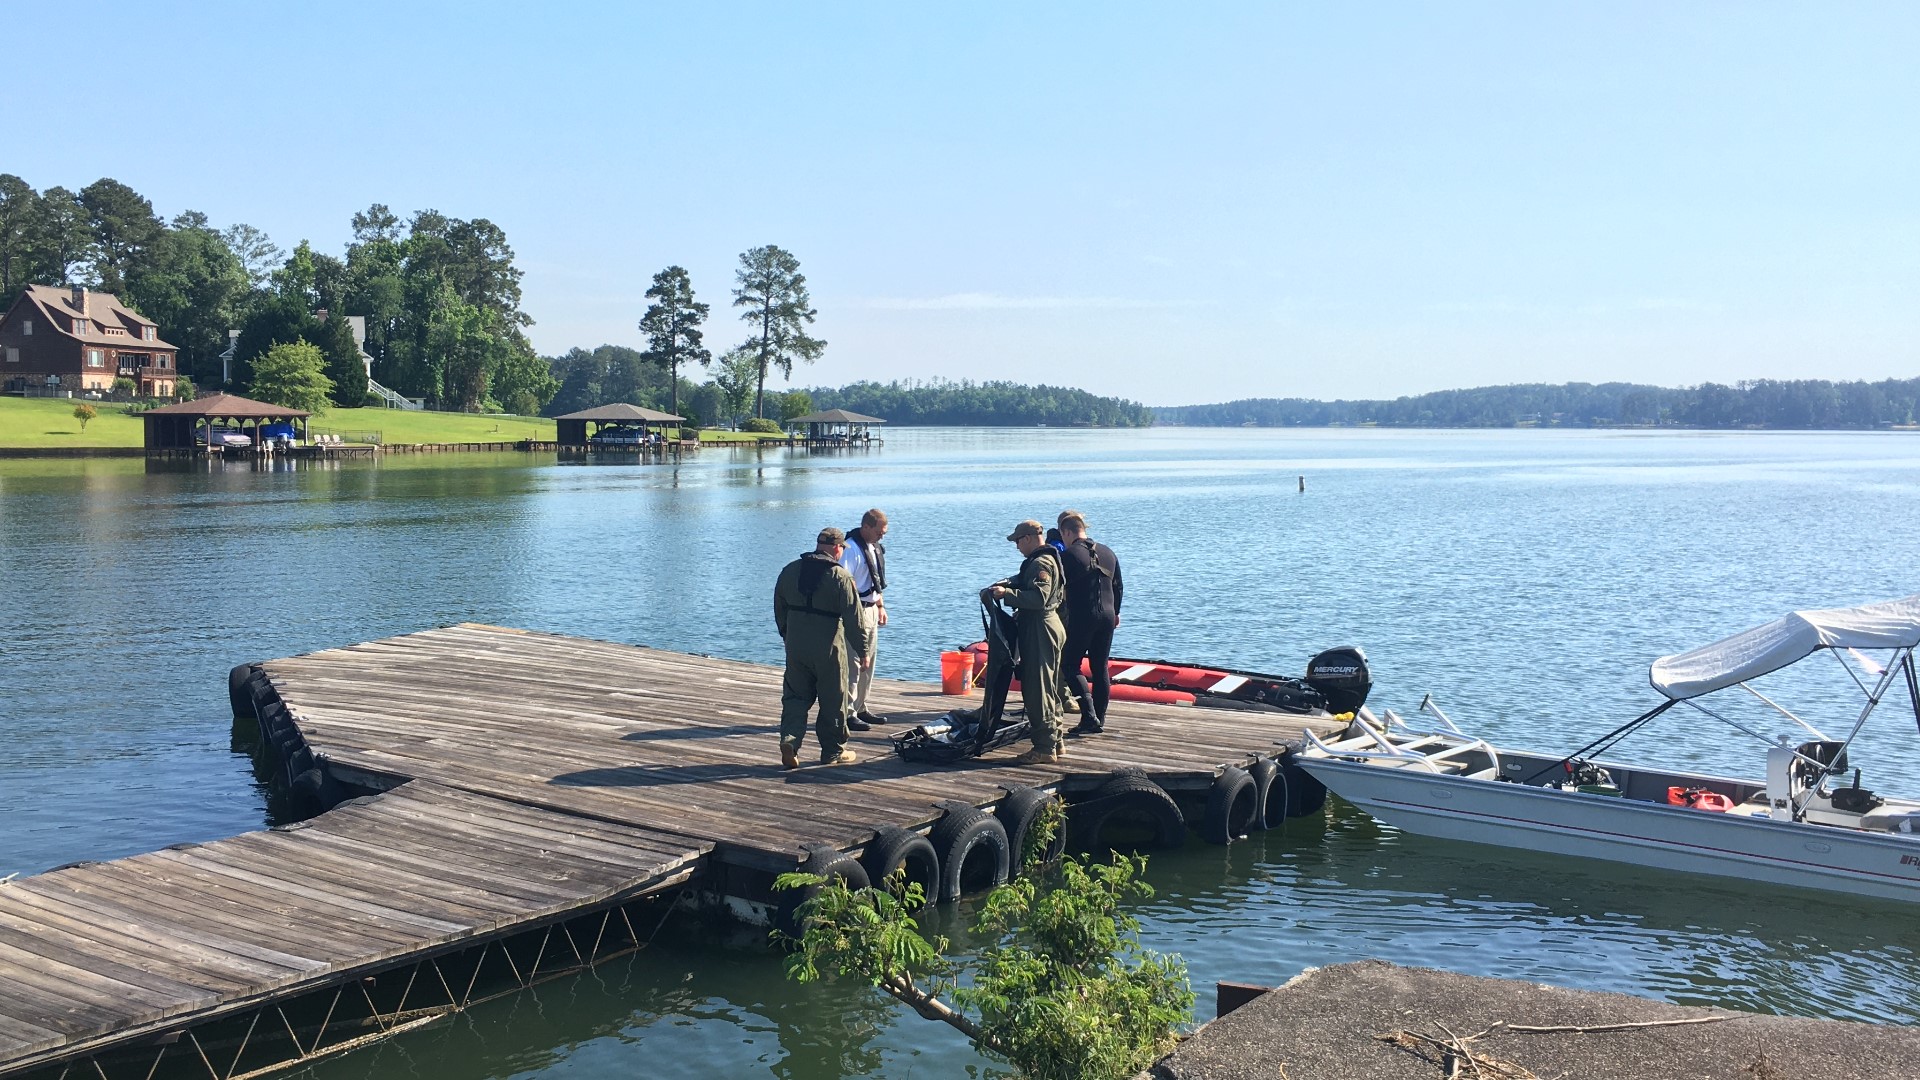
817,526,846,544
1006,519,1044,542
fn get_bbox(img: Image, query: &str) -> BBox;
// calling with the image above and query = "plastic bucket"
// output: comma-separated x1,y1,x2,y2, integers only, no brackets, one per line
940,651,974,695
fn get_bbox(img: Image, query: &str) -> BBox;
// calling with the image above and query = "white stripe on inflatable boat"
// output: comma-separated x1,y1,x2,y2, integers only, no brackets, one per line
1114,664,1156,682
1210,674,1248,694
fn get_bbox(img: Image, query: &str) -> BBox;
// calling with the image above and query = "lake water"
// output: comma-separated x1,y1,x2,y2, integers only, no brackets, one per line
4,428,1919,1077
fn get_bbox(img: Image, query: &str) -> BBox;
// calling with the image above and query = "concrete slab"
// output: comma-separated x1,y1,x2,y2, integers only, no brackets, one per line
1146,960,1919,1080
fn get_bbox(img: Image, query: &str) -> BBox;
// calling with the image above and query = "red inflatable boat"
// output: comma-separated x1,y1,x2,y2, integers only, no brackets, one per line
958,641,1369,715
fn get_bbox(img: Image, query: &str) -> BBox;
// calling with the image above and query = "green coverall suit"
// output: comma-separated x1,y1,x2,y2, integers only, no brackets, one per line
774,551,869,761
981,547,1067,753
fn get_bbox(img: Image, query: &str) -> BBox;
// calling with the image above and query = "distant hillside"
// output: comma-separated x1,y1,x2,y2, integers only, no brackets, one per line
810,379,1152,427
1156,378,1920,429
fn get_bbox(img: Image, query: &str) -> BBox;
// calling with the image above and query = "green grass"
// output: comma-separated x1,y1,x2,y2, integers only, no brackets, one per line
0,396,815,450
314,407,555,444
0,397,558,449
0,397,150,447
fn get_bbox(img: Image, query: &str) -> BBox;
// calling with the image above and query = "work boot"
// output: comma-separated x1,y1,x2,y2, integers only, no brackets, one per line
822,749,859,766
780,744,801,771
846,716,872,732
1071,718,1104,736
1013,747,1061,766
857,710,892,725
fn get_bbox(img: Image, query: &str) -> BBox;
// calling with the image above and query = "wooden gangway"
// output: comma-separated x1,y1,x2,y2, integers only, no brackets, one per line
0,624,1340,1078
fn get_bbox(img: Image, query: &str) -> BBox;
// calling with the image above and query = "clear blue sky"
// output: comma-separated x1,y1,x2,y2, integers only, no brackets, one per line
12,2,1917,403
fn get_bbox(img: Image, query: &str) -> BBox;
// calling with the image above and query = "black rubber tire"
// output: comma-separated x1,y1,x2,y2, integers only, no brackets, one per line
227,664,259,719
1279,750,1328,818
1201,766,1258,845
1071,772,1186,854
929,807,1010,901
776,848,872,939
996,786,1067,870
1248,757,1282,830
860,826,940,909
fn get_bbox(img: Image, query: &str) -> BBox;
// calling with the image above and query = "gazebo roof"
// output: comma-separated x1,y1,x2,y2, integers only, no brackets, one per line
144,392,310,419
553,403,685,423
788,409,885,425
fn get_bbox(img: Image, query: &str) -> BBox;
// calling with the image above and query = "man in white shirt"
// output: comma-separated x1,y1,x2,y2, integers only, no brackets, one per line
839,508,889,728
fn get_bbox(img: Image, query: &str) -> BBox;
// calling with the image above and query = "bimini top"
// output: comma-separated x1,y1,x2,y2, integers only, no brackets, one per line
1649,594,1920,700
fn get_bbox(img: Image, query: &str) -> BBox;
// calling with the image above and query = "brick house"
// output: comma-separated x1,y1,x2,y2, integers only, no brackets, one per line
0,285,180,397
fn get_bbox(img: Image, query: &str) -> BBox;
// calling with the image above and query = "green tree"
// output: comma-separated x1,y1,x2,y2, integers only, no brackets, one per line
313,315,370,409
776,390,814,423
72,403,96,431
427,291,511,411
732,244,825,419
78,178,163,296
639,265,710,418
273,240,319,306
710,347,759,428
221,223,283,292
174,375,196,401
111,376,136,397
24,186,88,284
249,341,333,414
0,174,34,294
126,211,249,383
780,852,1192,1080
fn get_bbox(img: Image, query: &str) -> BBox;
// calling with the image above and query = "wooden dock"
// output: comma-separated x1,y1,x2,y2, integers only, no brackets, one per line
0,624,1339,1078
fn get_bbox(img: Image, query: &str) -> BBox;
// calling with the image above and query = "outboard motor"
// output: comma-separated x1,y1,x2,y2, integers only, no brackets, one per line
1304,646,1371,715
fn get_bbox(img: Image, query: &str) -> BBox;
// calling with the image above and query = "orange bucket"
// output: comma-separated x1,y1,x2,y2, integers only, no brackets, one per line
940,651,974,695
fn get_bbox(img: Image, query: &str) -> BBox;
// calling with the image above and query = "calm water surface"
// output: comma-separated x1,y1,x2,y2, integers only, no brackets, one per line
4,428,1919,1077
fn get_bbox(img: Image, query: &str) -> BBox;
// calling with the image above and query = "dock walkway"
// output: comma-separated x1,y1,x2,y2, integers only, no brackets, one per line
0,624,1338,1078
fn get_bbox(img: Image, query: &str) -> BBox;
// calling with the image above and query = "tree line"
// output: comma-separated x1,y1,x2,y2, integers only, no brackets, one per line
0,174,833,419
1156,378,1920,429
808,379,1153,427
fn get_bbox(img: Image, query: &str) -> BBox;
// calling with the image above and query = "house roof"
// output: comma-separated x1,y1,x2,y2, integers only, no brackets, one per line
144,392,311,419
553,403,685,422
789,409,886,425
18,285,179,351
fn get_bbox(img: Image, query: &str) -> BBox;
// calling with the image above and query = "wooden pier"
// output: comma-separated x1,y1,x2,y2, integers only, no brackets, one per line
0,624,1339,1078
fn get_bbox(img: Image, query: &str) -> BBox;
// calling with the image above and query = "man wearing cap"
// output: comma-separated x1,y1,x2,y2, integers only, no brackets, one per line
1056,509,1123,735
984,519,1069,765
838,508,890,729
773,527,870,769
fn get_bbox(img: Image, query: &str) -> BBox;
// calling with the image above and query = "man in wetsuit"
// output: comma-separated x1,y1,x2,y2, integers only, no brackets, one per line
773,527,870,769
1057,509,1123,735
982,519,1068,765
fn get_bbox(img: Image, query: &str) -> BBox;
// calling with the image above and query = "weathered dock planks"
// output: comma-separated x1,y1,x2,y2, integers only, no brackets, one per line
0,623,1340,1077
0,781,706,1075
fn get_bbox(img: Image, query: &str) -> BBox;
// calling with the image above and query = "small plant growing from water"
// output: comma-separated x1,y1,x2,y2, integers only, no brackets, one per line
775,821,1192,1080
72,403,96,431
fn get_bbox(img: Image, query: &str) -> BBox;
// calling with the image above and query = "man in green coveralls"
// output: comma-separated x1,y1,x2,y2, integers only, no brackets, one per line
983,519,1069,765
774,527,870,770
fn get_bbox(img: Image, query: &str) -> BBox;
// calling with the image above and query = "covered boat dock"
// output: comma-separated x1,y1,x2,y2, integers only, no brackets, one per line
553,404,686,450
140,392,310,453
786,408,884,445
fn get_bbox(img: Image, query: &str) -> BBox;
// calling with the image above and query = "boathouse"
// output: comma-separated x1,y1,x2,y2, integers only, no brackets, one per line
141,392,311,451
553,403,686,448
786,408,885,443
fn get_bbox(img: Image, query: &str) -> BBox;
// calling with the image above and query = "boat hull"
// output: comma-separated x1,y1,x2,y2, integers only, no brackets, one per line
1297,757,1920,904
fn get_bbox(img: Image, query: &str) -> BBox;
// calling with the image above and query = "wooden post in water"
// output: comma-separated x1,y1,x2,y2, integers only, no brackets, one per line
1298,475,1305,493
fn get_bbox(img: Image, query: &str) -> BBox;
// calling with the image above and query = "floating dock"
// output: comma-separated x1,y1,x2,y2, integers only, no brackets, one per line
0,624,1339,1078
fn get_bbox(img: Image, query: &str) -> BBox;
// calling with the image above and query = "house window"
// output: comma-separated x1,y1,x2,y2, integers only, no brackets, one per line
5,347,16,363
87,349,104,368
22,320,30,336
158,356,170,370
145,327,156,341
73,319,89,334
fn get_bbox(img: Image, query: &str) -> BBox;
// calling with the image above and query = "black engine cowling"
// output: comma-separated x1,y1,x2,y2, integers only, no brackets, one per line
1304,646,1371,715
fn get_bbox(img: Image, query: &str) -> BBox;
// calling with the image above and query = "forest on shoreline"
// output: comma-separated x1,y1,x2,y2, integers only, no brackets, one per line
1156,378,1920,430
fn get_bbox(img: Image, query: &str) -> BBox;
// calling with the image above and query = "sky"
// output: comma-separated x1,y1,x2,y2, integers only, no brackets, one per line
8,2,1917,404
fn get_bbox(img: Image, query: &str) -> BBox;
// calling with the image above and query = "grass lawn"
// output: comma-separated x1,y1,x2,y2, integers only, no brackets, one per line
0,397,149,448
315,407,555,444
0,396,815,450
0,397,557,449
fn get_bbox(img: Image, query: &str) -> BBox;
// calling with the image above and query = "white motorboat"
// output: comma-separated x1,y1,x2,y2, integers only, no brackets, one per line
1294,595,1920,904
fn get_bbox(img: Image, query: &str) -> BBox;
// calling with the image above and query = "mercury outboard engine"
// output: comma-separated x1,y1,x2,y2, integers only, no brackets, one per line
1304,646,1372,715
